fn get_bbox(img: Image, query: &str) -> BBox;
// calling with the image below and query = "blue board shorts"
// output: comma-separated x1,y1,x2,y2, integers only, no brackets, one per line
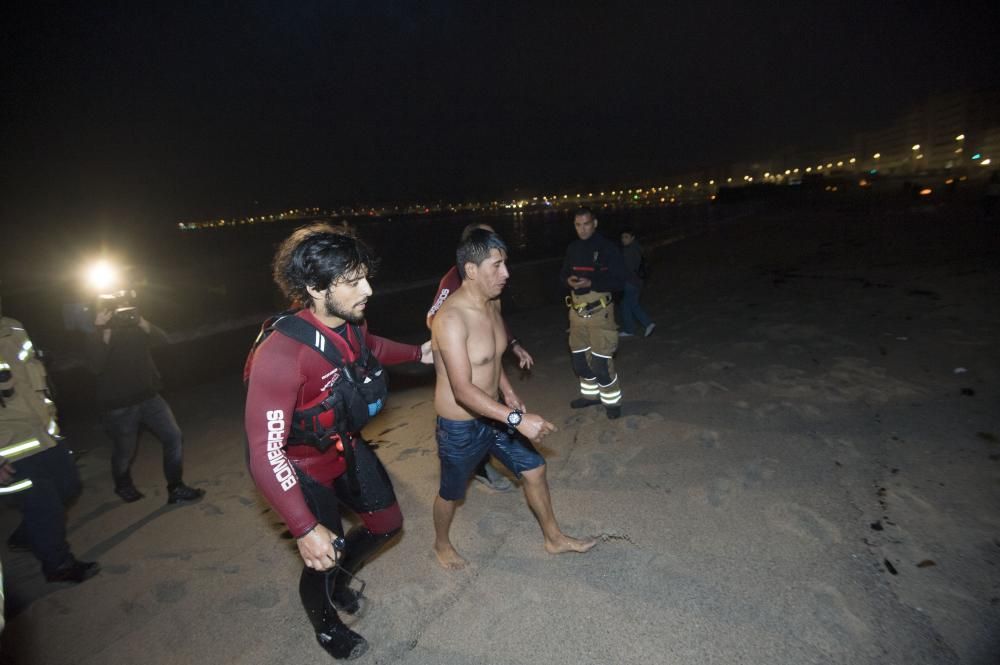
436,416,545,501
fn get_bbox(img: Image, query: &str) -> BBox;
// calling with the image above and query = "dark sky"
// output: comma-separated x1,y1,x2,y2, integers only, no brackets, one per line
2,1,998,227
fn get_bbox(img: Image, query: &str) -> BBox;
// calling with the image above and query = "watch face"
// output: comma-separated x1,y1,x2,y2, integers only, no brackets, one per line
507,410,522,426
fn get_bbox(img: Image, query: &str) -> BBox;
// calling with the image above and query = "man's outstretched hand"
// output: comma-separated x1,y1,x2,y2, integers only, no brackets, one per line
516,414,557,443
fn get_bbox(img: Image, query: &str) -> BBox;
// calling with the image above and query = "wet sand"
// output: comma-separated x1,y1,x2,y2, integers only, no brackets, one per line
2,201,998,664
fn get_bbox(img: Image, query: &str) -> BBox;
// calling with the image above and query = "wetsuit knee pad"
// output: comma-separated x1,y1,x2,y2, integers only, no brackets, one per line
570,351,593,378
360,503,403,536
590,354,612,385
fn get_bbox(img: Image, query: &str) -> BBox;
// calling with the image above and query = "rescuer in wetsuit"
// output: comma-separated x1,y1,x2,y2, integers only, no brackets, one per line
559,208,626,419
244,223,432,660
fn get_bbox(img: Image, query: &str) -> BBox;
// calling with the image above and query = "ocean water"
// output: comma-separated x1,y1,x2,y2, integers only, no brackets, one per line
3,201,739,405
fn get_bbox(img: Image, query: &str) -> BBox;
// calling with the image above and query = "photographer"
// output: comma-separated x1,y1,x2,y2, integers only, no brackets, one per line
86,295,204,505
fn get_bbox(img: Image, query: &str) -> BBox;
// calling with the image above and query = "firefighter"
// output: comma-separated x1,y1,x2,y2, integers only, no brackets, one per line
559,208,626,419
0,307,99,584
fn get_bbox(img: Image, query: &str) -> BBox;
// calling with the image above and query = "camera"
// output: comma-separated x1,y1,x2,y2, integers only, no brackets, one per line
98,290,140,328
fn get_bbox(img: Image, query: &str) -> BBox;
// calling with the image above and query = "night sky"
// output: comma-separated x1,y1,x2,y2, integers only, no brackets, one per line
2,2,998,228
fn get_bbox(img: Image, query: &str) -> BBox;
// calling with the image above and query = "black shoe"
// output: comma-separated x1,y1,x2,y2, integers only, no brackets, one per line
570,398,602,409
316,624,368,660
606,406,622,420
45,559,100,584
167,483,205,505
115,484,145,503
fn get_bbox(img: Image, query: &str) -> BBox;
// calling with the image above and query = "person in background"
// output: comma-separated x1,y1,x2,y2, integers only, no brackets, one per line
86,300,204,505
560,208,626,419
619,229,656,338
1,304,99,584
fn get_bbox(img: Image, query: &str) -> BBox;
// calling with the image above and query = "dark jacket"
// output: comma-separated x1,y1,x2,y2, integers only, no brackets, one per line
559,233,626,296
622,242,645,286
86,324,168,410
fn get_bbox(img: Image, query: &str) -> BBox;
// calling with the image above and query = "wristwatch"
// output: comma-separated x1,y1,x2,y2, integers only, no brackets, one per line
506,410,523,427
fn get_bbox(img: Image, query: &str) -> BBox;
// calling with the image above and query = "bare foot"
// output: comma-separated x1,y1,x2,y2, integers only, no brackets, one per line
434,543,468,570
544,534,598,555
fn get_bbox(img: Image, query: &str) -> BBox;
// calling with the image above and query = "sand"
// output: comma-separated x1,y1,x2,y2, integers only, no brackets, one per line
2,200,998,664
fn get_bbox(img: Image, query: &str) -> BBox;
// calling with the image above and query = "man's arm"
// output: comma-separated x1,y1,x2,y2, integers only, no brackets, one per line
503,317,534,370
498,367,525,413
364,328,432,365
138,318,169,346
244,342,316,538
592,242,626,292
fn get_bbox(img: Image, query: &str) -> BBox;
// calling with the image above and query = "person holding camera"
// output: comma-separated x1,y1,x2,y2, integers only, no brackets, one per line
1,306,99,583
87,300,204,505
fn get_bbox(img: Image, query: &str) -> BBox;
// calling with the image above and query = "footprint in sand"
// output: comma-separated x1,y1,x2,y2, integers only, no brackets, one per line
233,585,281,609
477,512,516,538
742,458,779,488
598,430,618,446
622,412,663,430
396,447,431,462
154,580,187,604
795,582,871,651
199,502,224,516
706,476,735,507
765,502,842,545
673,381,730,397
699,430,721,450
821,436,862,464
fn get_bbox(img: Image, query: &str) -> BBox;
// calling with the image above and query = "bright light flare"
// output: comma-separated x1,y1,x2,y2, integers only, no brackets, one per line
85,260,118,292
919,188,932,196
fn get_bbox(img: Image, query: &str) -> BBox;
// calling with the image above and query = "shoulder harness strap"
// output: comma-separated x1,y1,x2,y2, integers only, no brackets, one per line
272,315,346,368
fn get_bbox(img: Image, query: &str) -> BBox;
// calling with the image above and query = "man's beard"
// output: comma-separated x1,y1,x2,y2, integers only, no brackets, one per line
323,289,366,324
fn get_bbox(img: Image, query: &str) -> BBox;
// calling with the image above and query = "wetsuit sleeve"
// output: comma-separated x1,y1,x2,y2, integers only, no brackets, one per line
245,341,317,538
592,241,625,292
365,330,421,365
426,266,461,329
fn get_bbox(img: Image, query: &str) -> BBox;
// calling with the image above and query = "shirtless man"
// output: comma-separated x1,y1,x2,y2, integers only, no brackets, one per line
431,228,596,569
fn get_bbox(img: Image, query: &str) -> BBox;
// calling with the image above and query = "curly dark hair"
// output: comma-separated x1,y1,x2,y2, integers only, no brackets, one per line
271,222,379,307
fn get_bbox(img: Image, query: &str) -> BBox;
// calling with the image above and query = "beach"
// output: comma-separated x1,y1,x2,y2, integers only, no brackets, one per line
1,199,998,664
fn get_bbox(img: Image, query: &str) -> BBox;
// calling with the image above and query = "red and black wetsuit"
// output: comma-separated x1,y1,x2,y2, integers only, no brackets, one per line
244,308,421,627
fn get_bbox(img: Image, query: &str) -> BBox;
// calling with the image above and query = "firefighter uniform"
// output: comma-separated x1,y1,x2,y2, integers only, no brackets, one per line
0,316,97,582
560,232,626,415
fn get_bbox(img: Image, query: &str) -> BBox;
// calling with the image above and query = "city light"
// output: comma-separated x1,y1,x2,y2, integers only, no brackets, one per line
982,158,993,166
873,153,881,159
955,134,965,141
912,144,920,151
